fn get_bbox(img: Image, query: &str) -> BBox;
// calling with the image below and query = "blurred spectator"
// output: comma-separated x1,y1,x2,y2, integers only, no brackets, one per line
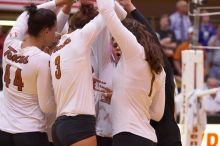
0,26,6,90
170,0,192,43
157,14,177,73
199,10,216,48
203,78,220,115
174,27,194,76
174,27,207,77
208,24,220,82
0,26,6,64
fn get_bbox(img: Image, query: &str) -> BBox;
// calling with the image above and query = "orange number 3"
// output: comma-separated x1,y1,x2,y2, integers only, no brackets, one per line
55,56,61,79
4,64,24,91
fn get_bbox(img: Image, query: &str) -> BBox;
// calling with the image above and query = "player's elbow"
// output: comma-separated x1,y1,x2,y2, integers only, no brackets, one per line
40,104,53,113
154,112,164,122
150,108,165,122
39,99,56,113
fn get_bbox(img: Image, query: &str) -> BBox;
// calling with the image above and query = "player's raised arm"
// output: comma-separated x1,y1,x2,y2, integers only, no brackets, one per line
4,0,69,47
97,0,144,61
56,1,76,33
92,1,127,73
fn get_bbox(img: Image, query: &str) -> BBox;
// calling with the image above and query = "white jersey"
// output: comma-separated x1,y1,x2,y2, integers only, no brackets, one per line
95,62,116,137
97,0,166,142
92,28,113,138
50,14,106,117
0,1,67,134
92,2,127,137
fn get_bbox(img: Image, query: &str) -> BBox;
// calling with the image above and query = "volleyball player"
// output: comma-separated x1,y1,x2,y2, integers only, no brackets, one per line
50,1,105,146
97,0,166,145
94,36,121,146
50,1,127,145
118,1,182,145
90,3,127,146
45,3,74,144
0,0,71,146
92,4,126,146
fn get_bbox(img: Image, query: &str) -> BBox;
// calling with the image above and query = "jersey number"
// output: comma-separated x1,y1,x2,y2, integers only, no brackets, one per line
4,64,24,91
55,56,61,79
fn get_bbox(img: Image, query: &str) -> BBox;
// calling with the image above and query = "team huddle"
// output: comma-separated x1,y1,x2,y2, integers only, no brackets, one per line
0,0,181,146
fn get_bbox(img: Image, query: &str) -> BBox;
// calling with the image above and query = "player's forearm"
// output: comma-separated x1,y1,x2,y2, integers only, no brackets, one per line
62,3,72,14
56,5,71,33
37,1,56,9
80,14,106,49
5,11,29,43
97,0,144,60
55,0,69,7
115,1,127,21
124,2,136,13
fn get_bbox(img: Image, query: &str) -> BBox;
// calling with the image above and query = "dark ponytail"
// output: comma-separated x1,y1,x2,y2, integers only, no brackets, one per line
25,4,38,16
25,4,57,37
69,2,98,29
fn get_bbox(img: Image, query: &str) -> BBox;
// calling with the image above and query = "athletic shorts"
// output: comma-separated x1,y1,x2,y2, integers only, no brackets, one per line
96,135,112,146
112,132,157,146
0,130,50,146
157,141,182,146
52,115,96,146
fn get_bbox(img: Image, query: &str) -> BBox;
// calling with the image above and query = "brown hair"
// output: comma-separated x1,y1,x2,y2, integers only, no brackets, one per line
69,2,98,30
122,18,164,74
26,4,57,37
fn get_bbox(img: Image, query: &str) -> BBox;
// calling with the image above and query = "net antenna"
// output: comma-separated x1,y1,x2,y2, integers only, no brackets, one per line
180,1,220,146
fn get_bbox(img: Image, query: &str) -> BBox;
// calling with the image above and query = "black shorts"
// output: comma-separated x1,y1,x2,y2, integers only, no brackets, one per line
112,132,157,146
0,130,50,146
52,115,96,146
157,141,182,146
96,135,112,146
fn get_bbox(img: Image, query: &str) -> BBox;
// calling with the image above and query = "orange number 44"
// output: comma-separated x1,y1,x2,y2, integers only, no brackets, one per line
4,64,24,91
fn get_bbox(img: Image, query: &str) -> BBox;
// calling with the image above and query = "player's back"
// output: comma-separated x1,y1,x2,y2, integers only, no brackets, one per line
0,39,51,133
50,32,95,118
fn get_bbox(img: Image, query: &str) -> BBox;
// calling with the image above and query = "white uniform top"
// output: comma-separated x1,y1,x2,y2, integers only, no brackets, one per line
92,28,113,137
95,62,116,137
0,1,68,134
97,0,166,142
50,13,107,117
92,2,127,137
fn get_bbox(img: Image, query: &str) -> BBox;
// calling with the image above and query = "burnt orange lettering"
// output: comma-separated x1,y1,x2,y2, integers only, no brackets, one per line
4,50,11,56
207,133,218,146
55,56,61,79
4,48,29,64
4,64,11,88
8,46,17,53
13,68,24,91
15,56,21,63
23,56,29,64
11,55,18,62
53,38,71,53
